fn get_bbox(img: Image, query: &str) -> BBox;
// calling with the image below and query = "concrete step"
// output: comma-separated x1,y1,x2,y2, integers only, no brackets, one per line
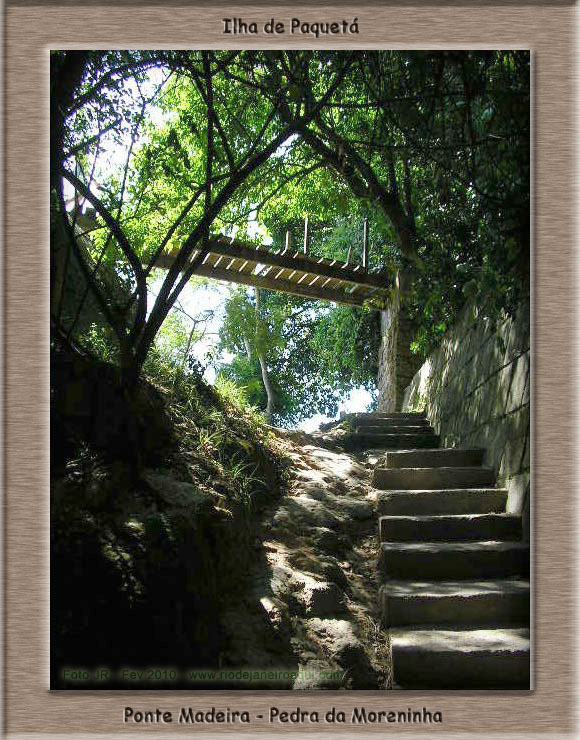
378,489,508,516
380,578,530,627
352,412,427,424
380,448,484,469
346,433,440,450
373,466,495,490
379,541,529,579
354,419,432,430
350,416,431,429
379,513,522,542
390,626,530,688
355,425,434,435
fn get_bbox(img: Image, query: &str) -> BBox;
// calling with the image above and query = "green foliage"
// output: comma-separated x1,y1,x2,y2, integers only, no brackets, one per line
310,305,380,389
217,357,266,411
54,49,529,409
82,322,120,363
216,286,378,424
245,50,529,357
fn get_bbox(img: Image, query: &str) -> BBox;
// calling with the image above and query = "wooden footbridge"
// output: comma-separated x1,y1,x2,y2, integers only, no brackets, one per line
154,227,391,308
75,205,390,307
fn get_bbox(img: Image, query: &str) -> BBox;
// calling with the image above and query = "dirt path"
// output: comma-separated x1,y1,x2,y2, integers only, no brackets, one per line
220,431,392,689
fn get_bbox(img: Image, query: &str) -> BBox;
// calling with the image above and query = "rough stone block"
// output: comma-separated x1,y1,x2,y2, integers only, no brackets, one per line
397,298,529,471
513,406,530,439
503,305,530,363
302,582,345,617
506,352,529,413
506,472,530,520
473,338,502,391
499,434,527,480
521,431,530,471
486,423,511,476
469,384,488,424
477,423,497,467
306,618,378,687
381,578,530,627
522,364,530,408
293,659,344,689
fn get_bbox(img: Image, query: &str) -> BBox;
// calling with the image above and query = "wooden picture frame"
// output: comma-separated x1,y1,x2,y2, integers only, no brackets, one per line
4,2,574,736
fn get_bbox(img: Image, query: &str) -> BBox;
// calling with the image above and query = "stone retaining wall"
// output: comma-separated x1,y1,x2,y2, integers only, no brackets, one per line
402,299,530,540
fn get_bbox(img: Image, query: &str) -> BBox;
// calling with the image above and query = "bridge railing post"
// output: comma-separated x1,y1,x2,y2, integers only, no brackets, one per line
363,216,369,270
284,230,291,253
303,215,309,255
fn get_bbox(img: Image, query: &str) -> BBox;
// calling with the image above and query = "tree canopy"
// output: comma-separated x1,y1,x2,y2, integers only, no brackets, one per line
51,49,529,421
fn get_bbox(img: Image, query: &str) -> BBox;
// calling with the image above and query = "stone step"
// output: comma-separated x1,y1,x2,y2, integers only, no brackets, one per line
379,541,529,579
390,626,530,688
351,419,433,433
380,578,530,627
373,466,495,490
350,416,431,429
355,425,434,435
378,489,508,516
345,433,440,450
352,412,426,423
380,448,484,469
379,513,522,542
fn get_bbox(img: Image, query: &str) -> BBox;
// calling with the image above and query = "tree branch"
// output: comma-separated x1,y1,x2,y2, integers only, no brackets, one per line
61,167,148,337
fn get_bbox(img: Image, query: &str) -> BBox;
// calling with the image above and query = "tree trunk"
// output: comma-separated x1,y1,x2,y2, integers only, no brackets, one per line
253,288,276,423
257,352,275,423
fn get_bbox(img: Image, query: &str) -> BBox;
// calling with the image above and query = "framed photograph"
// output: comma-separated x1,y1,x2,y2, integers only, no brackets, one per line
4,1,575,737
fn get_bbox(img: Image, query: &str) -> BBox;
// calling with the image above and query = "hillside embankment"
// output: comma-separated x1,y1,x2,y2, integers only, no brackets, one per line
51,346,390,690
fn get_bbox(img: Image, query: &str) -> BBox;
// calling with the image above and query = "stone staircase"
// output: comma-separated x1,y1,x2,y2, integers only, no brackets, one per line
351,411,530,690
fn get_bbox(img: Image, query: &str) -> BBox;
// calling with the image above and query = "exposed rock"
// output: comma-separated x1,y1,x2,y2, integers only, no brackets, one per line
300,483,328,500
340,499,374,521
306,618,379,688
307,617,356,646
319,560,349,589
220,434,390,689
269,565,294,597
302,581,345,617
142,470,213,514
283,494,341,529
310,526,345,552
293,659,345,689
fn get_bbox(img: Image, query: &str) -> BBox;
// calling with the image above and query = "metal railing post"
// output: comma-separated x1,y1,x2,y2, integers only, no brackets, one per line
303,215,309,255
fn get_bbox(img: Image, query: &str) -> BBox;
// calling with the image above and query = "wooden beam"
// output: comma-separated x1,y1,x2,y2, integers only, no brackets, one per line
158,237,388,290
191,260,375,307
203,237,388,289
150,234,390,307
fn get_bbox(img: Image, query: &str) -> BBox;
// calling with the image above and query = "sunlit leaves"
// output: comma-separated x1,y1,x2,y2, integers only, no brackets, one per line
57,49,528,388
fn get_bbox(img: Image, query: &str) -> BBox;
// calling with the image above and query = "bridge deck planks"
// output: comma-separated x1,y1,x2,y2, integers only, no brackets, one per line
153,235,390,307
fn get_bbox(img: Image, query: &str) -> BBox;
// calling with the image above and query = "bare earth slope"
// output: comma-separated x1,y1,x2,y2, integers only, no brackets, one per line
220,430,392,690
